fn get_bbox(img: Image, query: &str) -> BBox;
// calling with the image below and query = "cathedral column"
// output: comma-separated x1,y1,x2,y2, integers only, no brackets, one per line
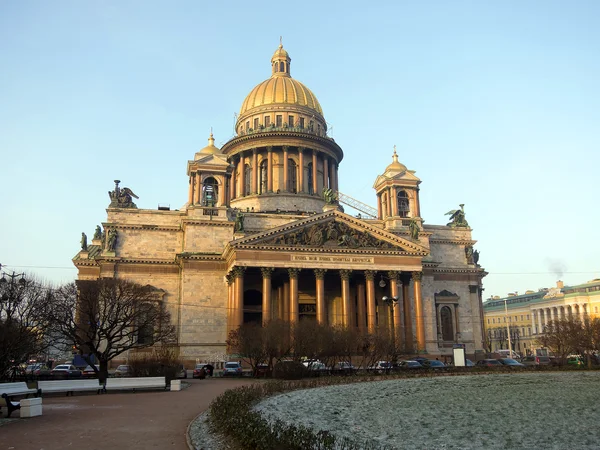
323,155,329,191
252,148,258,194
283,282,290,322
195,172,202,205
415,189,421,217
312,150,318,194
402,276,414,352
389,271,403,346
377,194,382,220
239,152,246,197
391,187,398,216
387,192,392,218
277,285,284,320
226,274,233,337
289,268,300,324
218,176,225,206
314,269,327,325
229,159,236,200
283,146,289,192
332,162,338,192
531,309,537,334
340,270,352,327
357,282,366,333
365,270,376,333
188,177,194,205
413,271,425,352
267,147,274,192
233,267,245,329
298,148,304,193
261,268,273,325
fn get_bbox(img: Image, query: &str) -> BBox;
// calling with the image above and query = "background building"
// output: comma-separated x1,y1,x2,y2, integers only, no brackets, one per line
483,278,600,355
74,45,487,364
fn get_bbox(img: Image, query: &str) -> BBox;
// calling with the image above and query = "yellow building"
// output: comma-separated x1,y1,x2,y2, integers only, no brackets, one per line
483,279,600,355
74,45,487,363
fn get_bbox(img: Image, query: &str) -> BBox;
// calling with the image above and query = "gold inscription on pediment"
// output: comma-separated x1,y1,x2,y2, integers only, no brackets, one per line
291,255,374,264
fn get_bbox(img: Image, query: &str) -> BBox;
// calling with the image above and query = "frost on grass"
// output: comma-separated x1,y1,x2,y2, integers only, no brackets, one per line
254,372,600,449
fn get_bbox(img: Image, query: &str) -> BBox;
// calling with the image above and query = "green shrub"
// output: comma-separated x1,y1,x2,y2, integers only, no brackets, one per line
272,360,305,380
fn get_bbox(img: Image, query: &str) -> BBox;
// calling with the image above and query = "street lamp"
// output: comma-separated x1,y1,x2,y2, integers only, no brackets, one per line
503,298,513,358
0,263,26,301
381,295,399,307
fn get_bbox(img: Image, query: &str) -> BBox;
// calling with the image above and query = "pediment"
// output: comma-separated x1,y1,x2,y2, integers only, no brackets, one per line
230,210,428,254
373,171,420,189
189,153,230,166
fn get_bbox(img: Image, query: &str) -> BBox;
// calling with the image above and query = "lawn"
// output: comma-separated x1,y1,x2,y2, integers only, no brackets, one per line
254,372,600,449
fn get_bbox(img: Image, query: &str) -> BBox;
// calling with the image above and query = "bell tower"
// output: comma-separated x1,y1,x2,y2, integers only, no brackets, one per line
373,146,422,228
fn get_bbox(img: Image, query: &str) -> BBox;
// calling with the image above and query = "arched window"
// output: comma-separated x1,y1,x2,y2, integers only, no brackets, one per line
397,190,410,218
202,177,218,207
244,164,251,196
279,61,284,72
440,306,454,341
307,162,314,194
287,159,297,193
259,159,268,194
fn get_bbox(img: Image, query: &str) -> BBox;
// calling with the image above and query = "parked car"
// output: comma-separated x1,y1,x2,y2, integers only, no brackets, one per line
567,355,584,367
114,364,131,377
25,363,51,377
222,362,243,377
177,364,187,379
302,360,328,372
475,359,503,368
193,363,208,379
421,360,447,370
333,361,356,375
396,360,423,370
51,364,82,378
369,361,392,372
521,356,551,366
82,365,100,377
497,358,525,368
465,359,475,367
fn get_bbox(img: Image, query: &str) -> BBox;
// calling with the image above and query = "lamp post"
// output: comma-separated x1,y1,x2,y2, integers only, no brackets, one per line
0,263,27,299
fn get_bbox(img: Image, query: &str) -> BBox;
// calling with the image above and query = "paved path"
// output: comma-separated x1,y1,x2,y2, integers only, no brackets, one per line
0,378,253,450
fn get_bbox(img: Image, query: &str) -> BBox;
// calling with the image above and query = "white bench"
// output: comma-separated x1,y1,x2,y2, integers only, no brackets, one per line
0,382,40,418
104,377,166,392
38,379,104,396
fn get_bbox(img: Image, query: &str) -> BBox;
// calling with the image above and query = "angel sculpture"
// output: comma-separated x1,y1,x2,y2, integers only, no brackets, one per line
108,180,139,208
445,204,469,228
322,187,338,204
408,218,420,240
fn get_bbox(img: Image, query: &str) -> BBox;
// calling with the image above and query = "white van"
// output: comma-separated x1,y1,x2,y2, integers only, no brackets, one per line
497,349,521,359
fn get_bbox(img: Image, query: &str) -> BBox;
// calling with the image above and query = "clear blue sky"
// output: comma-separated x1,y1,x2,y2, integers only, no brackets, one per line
1,1,598,298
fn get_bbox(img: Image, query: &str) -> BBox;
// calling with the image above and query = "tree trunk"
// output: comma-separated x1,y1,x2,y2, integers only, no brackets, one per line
99,359,109,384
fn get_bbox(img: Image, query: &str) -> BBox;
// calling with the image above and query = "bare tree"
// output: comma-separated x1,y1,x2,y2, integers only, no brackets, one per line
538,318,582,364
226,322,267,374
48,279,176,382
0,273,54,381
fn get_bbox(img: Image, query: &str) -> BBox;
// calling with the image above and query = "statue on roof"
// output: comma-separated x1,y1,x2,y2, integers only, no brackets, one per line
322,188,338,204
409,218,420,240
80,232,88,251
106,229,118,252
108,180,139,208
93,225,102,241
234,212,245,232
445,204,469,228
473,249,480,266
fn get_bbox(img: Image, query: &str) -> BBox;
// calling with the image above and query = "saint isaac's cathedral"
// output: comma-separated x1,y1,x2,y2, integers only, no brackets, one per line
74,44,487,363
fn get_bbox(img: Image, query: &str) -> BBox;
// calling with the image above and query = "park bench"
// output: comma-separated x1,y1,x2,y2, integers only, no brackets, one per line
38,379,104,396
104,377,166,392
0,382,41,418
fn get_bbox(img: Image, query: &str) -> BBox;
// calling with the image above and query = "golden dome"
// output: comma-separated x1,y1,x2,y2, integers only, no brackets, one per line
239,45,324,118
195,133,221,159
385,146,407,173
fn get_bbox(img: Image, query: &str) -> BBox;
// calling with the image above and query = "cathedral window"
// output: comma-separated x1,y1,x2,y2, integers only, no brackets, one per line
245,121,250,131
259,159,268,194
289,115,294,127
254,118,259,130
440,306,454,341
265,116,271,127
287,159,297,193
279,61,284,72
299,117,305,128
307,162,314,194
244,164,251,195
397,190,410,218
309,120,314,131
276,115,282,127
202,177,218,207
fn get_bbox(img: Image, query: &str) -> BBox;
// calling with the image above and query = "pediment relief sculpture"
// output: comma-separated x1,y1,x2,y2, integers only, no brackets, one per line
262,220,401,250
